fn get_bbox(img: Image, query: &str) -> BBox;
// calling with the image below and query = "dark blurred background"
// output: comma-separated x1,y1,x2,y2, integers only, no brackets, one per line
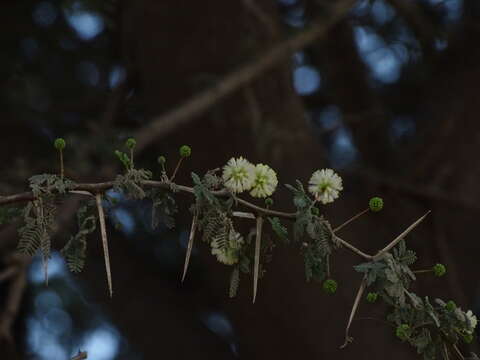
1,0,480,359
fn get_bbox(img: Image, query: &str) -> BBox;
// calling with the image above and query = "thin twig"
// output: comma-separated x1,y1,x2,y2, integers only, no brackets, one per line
253,215,264,303
130,148,134,170
95,193,113,297
170,158,184,182
373,211,431,260
181,213,198,282
413,269,433,274
333,208,369,233
334,235,372,260
340,276,367,349
59,149,64,180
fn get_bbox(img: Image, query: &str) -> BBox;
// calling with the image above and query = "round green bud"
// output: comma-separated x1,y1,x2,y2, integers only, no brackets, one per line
265,198,274,207
54,138,66,150
322,279,337,294
396,324,411,341
445,301,456,311
463,333,474,344
125,138,136,149
366,292,378,303
179,145,191,158
369,197,383,212
157,155,166,165
433,263,446,277
311,207,320,216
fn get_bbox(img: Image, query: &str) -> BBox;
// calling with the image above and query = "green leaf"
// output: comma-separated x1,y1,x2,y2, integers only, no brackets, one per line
268,217,288,243
61,202,97,273
150,189,178,229
285,180,312,210
191,172,219,206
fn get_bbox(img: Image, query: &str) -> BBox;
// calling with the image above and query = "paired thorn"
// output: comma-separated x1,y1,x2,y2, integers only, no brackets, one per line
253,216,264,303
181,213,198,282
340,276,367,349
340,211,431,349
95,193,113,298
373,211,431,260
333,208,369,233
43,255,49,286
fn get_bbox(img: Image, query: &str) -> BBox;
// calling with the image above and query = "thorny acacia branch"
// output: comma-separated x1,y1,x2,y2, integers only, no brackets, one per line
0,177,430,263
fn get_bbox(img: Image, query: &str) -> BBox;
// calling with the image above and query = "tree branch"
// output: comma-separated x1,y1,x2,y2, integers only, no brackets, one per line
0,177,429,264
133,0,356,152
373,211,430,260
96,193,113,298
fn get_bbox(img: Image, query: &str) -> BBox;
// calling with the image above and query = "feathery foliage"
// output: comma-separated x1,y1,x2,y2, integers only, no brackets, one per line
61,201,97,273
113,168,152,200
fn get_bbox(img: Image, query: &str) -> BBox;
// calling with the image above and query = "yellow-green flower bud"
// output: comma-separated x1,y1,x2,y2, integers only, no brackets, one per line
157,156,166,165
179,145,192,158
125,138,136,149
369,197,383,212
54,138,66,150
366,292,378,303
433,263,446,277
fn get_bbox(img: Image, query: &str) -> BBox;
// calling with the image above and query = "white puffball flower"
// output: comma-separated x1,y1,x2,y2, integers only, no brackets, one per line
466,310,478,333
222,157,255,193
249,164,278,198
211,230,244,265
308,169,343,204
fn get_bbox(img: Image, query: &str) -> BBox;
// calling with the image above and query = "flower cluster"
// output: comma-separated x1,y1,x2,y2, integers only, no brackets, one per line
222,157,344,205
222,157,278,198
211,230,244,265
308,169,343,204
